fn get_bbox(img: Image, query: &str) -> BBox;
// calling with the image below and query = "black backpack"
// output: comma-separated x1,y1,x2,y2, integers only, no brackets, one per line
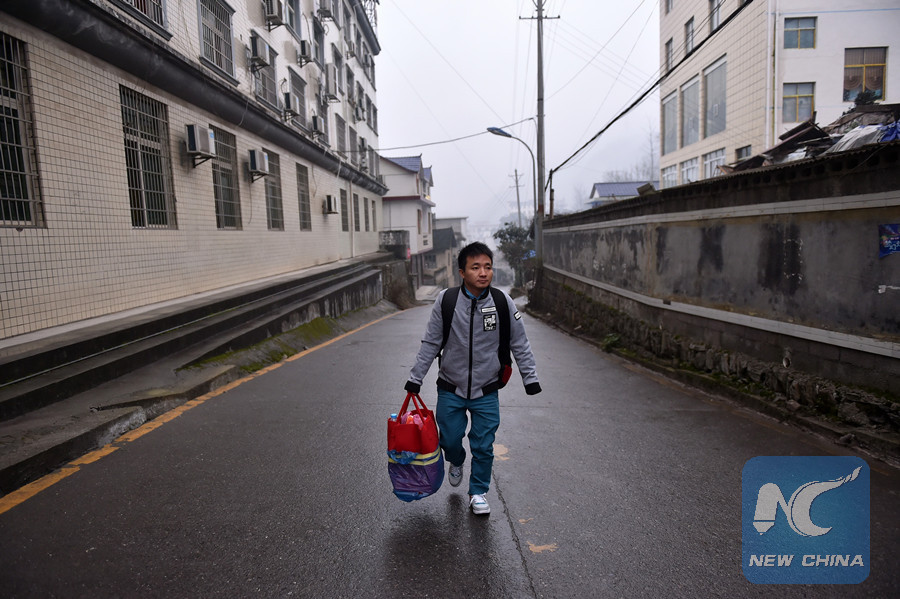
439,286,512,386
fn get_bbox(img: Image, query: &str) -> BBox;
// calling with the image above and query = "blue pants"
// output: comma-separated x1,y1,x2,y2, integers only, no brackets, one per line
436,389,500,496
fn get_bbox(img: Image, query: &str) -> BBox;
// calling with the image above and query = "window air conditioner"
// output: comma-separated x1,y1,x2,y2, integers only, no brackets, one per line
185,124,215,158
311,115,323,135
265,0,284,26
249,149,270,175
324,194,338,214
283,92,301,118
250,35,271,68
297,40,312,64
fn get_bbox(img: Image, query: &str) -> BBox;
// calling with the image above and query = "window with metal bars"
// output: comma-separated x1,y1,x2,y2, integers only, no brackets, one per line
119,86,176,228
200,0,234,76
335,114,346,155
255,45,278,108
122,0,165,27
290,70,307,129
1,32,43,228
296,163,311,231
353,193,360,231
363,196,369,231
211,125,241,229
371,198,376,231
340,188,349,231
264,150,284,230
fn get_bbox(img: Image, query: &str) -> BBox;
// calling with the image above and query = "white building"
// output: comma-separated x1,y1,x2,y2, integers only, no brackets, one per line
659,0,899,188
0,0,385,341
379,155,435,288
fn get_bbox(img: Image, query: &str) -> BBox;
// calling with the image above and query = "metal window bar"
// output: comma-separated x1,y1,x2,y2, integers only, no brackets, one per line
264,151,284,230
353,193,360,231
290,72,307,129
200,0,234,75
296,163,312,231
125,0,165,27
211,125,241,229
256,49,278,107
119,86,176,228
1,33,43,227
340,188,348,231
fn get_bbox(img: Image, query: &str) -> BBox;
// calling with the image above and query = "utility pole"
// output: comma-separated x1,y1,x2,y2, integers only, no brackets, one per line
511,169,523,228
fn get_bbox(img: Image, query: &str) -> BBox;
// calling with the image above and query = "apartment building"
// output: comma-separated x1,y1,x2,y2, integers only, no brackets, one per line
380,155,435,289
659,0,899,188
0,0,386,341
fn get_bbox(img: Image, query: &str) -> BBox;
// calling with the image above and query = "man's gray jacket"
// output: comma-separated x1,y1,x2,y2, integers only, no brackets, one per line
406,286,541,399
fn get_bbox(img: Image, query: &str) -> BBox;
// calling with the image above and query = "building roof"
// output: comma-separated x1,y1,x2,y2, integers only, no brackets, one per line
433,227,457,252
590,181,658,199
384,155,422,173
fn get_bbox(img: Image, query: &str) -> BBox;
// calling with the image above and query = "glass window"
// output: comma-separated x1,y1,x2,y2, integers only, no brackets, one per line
665,39,674,73
704,58,727,137
665,0,674,15
661,165,677,189
199,0,234,76
289,70,307,129
681,79,700,147
123,0,165,27
340,188,349,231
296,163,311,231
703,148,725,179
314,20,325,65
709,0,721,32
210,126,241,229
1,33,43,227
120,86,176,228
353,193,360,231
783,83,814,122
285,0,299,32
254,38,278,107
685,18,695,55
843,47,886,101
784,17,816,49
662,92,677,155
736,145,752,160
264,150,283,230
335,114,346,155
371,198,376,231
364,196,370,231
680,158,699,184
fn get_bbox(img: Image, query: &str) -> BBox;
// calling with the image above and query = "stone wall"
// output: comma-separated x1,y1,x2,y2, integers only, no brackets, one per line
531,143,900,454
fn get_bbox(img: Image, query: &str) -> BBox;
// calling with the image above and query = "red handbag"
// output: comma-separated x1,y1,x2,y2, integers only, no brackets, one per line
387,393,439,454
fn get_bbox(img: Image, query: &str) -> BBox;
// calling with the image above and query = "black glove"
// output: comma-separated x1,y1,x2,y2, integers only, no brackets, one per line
525,382,542,395
404,380,421,393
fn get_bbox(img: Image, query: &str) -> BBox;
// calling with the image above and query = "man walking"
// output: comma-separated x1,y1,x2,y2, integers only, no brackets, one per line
405,242,541,515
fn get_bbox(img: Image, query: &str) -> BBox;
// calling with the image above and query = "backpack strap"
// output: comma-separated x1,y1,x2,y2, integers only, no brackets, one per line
489,287,511,366
440,285,461,353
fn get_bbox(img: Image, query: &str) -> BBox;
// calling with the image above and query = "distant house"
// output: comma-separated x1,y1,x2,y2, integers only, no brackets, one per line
380,155,436,288
588,181,658,209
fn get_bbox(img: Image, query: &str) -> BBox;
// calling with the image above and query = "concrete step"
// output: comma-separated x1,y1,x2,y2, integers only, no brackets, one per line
0,264,376,422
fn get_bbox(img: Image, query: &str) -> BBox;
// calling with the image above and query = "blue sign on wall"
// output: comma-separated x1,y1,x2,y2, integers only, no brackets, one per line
742,456,870,584
879,224,900,258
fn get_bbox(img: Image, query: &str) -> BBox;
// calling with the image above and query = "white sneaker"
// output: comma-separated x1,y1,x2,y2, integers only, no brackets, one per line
469,494,490,515
448,464,463,487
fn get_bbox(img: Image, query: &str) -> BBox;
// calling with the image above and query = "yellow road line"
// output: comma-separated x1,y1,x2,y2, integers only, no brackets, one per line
0,311,401,516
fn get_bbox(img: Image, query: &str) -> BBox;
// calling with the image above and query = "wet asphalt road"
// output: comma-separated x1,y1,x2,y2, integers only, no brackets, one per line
1,305,898,598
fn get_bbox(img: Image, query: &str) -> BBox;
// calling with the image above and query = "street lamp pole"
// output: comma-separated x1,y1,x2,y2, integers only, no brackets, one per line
487,126,537,237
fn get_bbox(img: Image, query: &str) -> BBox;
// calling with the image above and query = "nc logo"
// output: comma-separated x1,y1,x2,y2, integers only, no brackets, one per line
752,466,862,536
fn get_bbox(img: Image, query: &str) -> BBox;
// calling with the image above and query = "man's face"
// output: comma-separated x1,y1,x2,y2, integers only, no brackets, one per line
460,254,493,294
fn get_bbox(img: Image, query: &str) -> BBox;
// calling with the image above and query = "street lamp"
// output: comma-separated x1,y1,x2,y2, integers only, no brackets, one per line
487,127,540,257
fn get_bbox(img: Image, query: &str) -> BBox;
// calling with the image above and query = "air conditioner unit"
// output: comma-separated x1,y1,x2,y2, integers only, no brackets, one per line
324,194,338,214
346,41,356,58
310,114,323,135
297,40,312,64
185,124,215,158
250,35,271,68
317,6,334,21
265,0,284,26
324,64,338,99
283,92,301,118
248,149,270,176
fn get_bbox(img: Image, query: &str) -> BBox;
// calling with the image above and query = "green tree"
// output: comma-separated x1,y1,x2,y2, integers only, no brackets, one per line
493,221,535,288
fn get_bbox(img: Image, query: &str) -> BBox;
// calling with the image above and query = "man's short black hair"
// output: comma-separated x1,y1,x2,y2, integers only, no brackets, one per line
458,242,494,271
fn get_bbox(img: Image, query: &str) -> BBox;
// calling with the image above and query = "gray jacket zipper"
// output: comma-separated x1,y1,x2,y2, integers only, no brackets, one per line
466,296,476,398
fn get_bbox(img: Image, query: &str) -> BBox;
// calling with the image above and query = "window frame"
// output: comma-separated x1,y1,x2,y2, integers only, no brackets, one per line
784,17,816,50
199,0,235,78
843,47,887,102
263,150,284,231
210,125,242,229
340,188,349,231
702,148,726,179
1,32,44,228
782,82,815,123
296,163,312,231
685,18,695,55
680,77,700,148
704,57,727,138
662,92,678,155
709,0,721,32
680,157,699,185
119,85,177,229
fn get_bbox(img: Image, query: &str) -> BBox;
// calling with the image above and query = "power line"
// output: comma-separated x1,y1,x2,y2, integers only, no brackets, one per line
374,117,534,152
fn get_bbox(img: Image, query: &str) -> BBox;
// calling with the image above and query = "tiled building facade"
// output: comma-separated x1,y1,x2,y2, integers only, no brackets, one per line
658,0,899,188
0,0,386,341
